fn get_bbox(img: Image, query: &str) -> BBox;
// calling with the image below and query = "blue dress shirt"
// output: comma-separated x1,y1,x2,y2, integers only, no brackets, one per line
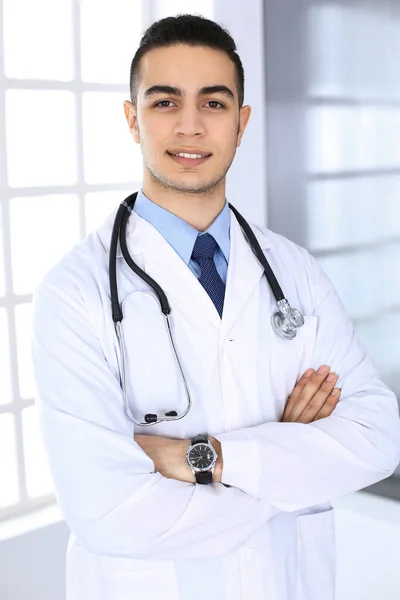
133,189,230,284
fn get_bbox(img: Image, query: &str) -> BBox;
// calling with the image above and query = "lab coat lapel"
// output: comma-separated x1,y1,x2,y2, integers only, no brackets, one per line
97,203,273,334
220,212,267,338
125,212,222,330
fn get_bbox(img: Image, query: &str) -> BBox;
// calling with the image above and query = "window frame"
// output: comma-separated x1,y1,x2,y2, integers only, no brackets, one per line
0,0,159,522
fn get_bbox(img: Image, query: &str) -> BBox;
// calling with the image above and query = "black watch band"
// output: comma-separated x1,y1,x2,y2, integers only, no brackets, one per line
191,434,208,444
195,471,213,484
190,434,213,484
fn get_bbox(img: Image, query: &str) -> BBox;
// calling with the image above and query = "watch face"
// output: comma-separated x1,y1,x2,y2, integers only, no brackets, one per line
188,443,214,470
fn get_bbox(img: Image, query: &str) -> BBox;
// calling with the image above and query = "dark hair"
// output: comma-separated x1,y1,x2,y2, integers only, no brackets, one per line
129,14,245,107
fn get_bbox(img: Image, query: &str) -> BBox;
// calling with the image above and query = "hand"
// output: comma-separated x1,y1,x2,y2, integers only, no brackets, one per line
134,434,223,484
134,434,196,483
209,436,223,483
281,366,341,423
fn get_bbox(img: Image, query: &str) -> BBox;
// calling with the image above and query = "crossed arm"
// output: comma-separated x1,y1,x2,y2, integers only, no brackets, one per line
133,365,342,485
134,367,338,486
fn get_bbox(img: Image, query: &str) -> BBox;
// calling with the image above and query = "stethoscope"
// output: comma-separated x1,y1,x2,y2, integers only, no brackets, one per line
109,191,305,427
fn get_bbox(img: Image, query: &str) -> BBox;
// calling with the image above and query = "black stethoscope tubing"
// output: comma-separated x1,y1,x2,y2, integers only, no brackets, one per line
109,191,304,426
110,190,285,323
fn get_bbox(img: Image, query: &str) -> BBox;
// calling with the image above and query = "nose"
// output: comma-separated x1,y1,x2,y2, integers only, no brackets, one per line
173,105,205,137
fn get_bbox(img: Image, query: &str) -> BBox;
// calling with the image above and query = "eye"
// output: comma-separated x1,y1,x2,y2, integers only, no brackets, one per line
154,100,175,108
205,100,224,109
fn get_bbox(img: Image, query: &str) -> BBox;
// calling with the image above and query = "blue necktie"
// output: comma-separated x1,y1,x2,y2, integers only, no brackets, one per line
191,233,226,318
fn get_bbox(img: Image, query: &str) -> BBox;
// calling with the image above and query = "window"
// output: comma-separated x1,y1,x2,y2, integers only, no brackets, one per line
0,0,214,521
265,1,400,410
305,3,400,398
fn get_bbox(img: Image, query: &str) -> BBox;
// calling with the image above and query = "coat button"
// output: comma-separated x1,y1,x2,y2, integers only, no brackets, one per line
245,548,256,559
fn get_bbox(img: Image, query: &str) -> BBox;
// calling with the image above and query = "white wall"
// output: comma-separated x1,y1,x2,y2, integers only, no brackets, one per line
213,0,268,226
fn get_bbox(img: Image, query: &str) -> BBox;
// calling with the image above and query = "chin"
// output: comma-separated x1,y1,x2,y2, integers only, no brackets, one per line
157,173,214,193
171,179,219,194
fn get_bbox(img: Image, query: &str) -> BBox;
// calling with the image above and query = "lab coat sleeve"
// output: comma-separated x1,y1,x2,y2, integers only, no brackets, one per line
31,280,281,560
215,252,400,511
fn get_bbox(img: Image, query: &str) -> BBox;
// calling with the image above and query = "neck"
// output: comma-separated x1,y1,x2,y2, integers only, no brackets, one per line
142,174,226,232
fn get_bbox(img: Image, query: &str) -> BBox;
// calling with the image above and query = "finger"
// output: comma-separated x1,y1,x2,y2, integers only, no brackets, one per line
285,366,332,422
282,369,315,420
296,372,338,422
313,388,341,421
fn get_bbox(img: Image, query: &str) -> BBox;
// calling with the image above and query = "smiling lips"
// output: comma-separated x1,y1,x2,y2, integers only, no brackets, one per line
167,149,212,166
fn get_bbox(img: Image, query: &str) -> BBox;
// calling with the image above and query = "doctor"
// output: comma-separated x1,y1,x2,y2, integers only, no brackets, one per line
31,13,400,600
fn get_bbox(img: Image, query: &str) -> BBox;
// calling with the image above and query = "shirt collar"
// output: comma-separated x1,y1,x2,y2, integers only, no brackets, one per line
134,189,230,265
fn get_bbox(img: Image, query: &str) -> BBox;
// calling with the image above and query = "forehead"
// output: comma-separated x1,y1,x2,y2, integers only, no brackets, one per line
138,45,237,95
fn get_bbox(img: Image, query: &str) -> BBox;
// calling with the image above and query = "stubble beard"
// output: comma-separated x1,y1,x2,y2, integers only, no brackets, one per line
145,160,231,196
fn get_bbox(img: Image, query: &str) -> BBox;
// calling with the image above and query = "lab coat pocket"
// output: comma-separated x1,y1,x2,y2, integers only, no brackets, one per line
296,507,336,600
270,315,318,420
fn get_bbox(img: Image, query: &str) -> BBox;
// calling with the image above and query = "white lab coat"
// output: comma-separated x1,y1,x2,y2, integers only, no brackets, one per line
31,204,400,600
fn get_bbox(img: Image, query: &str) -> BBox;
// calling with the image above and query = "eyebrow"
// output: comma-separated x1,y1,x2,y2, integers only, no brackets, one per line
144,85,235,101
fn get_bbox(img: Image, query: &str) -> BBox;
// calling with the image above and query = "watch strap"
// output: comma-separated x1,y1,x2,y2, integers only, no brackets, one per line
191,434,208,444
196,471,213,485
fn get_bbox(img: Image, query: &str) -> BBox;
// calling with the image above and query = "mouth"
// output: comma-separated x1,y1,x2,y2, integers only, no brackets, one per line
167,150,212,167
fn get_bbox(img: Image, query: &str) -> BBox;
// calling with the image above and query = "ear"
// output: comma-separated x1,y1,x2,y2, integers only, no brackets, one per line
123,100,140,143
236,105,251,148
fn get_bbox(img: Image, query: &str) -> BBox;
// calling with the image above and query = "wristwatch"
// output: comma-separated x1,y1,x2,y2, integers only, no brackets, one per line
186,434,218,484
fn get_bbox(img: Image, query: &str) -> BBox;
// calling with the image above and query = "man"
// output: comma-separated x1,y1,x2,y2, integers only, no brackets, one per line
32,14,400,600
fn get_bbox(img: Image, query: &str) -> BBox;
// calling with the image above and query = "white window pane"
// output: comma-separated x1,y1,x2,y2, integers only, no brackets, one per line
155,1,214,19
307,5,400,100
3,0,73,81
82,92,142,184
6,90,77,187
85,190,132,234
307,107,400,173
10,194,80,295
356,315,400,379
22,406,54,498
306,177,400,251
0,207,6,297
81,0,142,84
15,304,35,400
384,182,400,238
382,244,400,308
0,413,19,509
317,250,388,321
308,5,354,98
0,308,13,406
325,245,400,318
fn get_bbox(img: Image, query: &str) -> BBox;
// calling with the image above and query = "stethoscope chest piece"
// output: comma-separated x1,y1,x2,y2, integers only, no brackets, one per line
271,299,305,340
